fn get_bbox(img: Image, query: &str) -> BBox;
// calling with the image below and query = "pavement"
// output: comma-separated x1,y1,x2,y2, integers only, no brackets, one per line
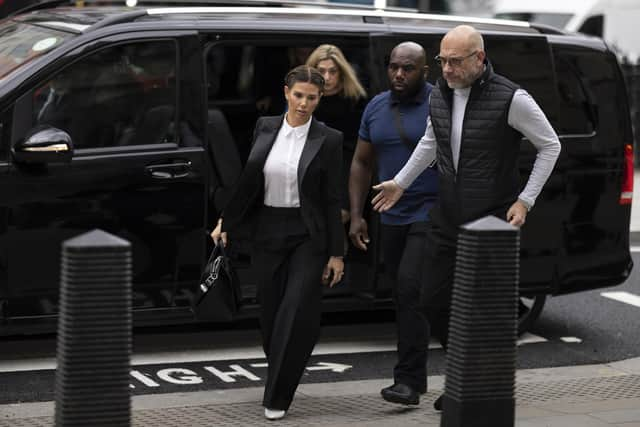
3,174,640,426
2,358,640,426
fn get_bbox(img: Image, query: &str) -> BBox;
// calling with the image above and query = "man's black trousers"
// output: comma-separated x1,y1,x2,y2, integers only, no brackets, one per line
420,221,457,351
381,221,429,393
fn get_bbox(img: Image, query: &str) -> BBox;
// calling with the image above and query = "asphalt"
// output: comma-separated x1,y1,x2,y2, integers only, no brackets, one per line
3,173,640,426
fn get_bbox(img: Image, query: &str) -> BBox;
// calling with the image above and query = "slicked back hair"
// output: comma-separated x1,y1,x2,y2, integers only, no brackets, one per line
284,65,325,93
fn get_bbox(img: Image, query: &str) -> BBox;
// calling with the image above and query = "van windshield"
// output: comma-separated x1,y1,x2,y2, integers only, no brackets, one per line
0,19,76,81
495,12,573,30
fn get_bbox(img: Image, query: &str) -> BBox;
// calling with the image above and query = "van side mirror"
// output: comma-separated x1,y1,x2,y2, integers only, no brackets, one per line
12,126,73,164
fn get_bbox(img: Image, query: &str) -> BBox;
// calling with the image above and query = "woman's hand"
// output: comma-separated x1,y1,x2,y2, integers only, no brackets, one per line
322,256,344,288
210,218,228,246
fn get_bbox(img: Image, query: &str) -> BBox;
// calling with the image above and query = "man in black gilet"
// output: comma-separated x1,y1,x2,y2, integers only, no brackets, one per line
370,25,561,410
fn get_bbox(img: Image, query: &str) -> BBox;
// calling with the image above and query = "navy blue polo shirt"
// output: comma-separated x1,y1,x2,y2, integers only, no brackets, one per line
359,83,438,225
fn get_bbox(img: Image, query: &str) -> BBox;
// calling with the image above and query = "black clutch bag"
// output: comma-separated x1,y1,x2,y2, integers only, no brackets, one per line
192,241,240,322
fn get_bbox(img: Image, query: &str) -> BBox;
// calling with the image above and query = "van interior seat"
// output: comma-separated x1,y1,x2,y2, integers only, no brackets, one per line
136,104,175,145
207,108,242,209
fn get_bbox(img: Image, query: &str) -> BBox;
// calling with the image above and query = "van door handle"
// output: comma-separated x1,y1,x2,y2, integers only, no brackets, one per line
145,161,192,179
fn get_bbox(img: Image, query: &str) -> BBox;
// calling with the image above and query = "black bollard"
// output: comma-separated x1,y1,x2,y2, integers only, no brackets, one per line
441,216,519,427
55,229,132,427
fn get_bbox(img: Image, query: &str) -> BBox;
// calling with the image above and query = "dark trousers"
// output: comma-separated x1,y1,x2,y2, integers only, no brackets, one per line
420,221,457,351
381,221,429,393
421,205,513,349
252,206,326,411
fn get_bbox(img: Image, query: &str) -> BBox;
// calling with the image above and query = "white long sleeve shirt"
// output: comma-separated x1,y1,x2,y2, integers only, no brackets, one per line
262,116,311,207
394,88,561,209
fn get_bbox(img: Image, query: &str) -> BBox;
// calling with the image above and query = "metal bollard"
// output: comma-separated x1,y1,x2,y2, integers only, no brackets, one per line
441,216,519,427
55,229,132,427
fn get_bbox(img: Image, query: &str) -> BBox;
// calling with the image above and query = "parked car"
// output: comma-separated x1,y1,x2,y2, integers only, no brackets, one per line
0,2,633,335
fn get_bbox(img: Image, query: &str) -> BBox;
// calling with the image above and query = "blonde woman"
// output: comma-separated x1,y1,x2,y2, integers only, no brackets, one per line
306,44,367,228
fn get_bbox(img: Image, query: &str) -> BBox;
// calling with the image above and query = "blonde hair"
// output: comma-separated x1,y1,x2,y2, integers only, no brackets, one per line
306,44,366,101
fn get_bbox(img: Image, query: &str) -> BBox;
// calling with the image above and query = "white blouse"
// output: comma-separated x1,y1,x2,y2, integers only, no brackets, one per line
262,116,311,207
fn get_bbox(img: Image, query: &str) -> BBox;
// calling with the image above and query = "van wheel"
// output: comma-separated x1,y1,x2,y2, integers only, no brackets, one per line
518,295,546,335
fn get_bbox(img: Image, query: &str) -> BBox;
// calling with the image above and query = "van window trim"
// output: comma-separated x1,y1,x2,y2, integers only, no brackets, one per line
72,143,205,159
522,131,596,143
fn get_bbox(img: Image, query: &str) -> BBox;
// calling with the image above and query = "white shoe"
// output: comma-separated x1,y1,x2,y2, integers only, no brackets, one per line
264,407,286,420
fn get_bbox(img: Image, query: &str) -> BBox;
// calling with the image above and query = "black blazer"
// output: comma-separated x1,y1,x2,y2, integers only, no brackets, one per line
222,115,344,257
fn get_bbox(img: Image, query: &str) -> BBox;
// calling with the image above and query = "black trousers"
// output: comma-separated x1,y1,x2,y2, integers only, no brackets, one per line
252,206,326,411
420,220,457,352
420,202,516,351
381,221,429,393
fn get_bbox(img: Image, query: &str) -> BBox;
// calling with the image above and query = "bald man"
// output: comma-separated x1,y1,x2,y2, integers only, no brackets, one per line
349,41,437,405
371,25,561,409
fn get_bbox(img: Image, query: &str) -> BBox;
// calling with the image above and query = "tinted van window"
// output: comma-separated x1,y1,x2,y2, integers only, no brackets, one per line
485,36,559,129
551,45,622,137
551,48,596,134
33,40,177,149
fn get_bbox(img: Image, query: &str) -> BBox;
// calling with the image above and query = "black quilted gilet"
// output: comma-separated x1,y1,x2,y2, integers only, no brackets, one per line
429,61,523,226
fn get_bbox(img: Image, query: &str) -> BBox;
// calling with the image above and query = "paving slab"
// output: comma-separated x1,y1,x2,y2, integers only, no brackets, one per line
609,358,640,376
590,408,640,424
516,405,564,419
515,414,612,427
530,398,640,414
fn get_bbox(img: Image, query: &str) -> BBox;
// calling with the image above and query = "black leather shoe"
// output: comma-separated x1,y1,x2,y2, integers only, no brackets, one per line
380,383,419,405
433,393,443,411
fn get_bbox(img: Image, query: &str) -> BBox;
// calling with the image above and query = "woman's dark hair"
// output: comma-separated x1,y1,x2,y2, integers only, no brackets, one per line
284,65,325,92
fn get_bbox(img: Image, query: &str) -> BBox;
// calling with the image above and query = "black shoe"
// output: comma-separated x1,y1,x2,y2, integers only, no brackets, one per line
433,394,443,411
380,383,419,405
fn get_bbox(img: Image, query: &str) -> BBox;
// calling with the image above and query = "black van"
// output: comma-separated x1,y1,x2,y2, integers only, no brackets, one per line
0,3,633,335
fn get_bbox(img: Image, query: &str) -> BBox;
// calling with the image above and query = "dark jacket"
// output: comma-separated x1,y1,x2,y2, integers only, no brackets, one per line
222,115,344,257
429,61,522,227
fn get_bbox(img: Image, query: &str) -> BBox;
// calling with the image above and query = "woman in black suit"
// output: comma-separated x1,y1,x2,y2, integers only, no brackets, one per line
211,65,344,420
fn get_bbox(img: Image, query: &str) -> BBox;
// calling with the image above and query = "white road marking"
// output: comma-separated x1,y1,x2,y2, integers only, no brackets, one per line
306,362,352,373
601,291,640,308
0,358,55,373
0,333,549,374
518,333,547,345
249,363,268,368
560,337,582,343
